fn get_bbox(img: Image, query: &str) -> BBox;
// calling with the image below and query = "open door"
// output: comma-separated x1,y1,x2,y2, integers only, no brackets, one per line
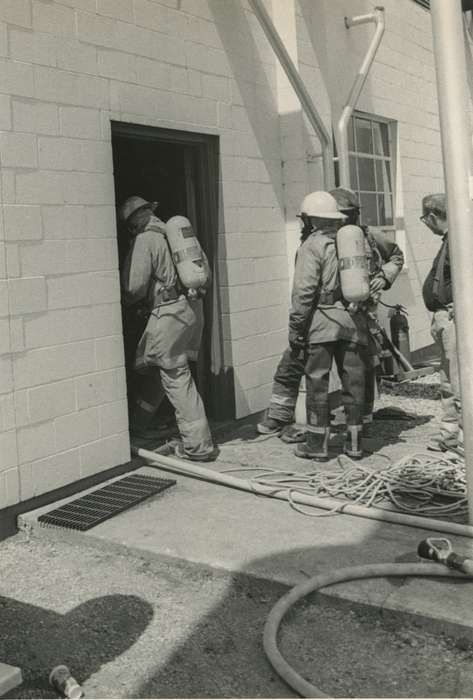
111,122,233,423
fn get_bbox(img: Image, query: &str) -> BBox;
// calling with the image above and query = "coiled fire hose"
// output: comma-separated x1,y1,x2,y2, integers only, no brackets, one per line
263,538,473,698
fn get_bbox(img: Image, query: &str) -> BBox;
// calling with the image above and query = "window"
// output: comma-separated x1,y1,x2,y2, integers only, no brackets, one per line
344,114,394,229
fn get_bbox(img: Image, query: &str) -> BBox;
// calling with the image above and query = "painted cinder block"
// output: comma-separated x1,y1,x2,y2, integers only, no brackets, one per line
80,432,130,478
56,39,98,76
0,430,17,471
0,468,20,508
95,335,125,371
55,406,100,453
0,94,11,131
0,393,15,432
13,340,96,389
42,205,86,239
0,0,32,29
8,277,46,315
75,10,117,50
9,28,56,66
28,378,77,424
47,273,93,309
98,49,136,82
19,447,81,500
0,356,14,394
76,368,126,410
34,66,110,109
97,0,134,23
32,1,75,36
15,170,65,204
99,399,129,437
0,59,35,98
63,172,115,205
12,99,59,135
0,132,37,168
17,420,56,464
59,107,102,140
0,318,11,355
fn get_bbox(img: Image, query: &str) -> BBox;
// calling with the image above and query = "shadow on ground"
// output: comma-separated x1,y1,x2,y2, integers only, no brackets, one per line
1,594,153,698
129,544,473,699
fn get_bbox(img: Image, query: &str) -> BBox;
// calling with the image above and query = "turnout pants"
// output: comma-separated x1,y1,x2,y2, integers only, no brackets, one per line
131,364,214,458
267,347,305,423
431,309,462,444
305,341,365,432
267,343,373,424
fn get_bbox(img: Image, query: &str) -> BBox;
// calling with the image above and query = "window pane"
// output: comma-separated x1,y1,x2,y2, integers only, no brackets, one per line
378,193,393,225
348,119,355,151
349,156,358,190
360,193,378,226
373,121,389,156
375,159,392,191
334,159,340,187
354,117,373,154
358,156,376,191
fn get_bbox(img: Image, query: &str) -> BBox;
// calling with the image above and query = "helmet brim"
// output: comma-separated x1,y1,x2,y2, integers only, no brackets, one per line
300,211,347,219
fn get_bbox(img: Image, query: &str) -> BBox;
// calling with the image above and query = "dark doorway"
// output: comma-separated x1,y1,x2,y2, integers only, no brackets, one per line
111,122,232,423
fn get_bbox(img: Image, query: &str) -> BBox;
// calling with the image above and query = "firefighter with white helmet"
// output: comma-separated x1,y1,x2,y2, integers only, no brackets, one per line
258,188,404,451
119,195,216,461
276,190,369,460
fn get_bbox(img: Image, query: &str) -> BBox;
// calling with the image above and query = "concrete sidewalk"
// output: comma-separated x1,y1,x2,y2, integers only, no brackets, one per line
19,404,473,644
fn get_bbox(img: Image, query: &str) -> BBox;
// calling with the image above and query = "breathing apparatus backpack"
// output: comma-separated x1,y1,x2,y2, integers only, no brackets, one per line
336,224,370,303
164,215,209,293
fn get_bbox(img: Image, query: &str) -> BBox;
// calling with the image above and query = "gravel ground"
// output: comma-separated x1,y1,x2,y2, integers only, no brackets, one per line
3,370,472,699
2,532,473,699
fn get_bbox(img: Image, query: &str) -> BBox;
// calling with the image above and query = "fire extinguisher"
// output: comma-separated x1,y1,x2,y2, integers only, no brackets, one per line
390,305,411,364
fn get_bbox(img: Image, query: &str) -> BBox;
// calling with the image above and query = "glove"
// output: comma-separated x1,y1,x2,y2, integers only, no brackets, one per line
289,333,306,357
370,275,388,294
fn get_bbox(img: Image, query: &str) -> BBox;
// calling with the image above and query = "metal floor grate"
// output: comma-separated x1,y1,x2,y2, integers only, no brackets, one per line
37,473,176,531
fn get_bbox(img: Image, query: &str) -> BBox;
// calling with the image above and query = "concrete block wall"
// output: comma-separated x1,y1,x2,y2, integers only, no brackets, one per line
311,0,445,351
0,0,453,507
0,0,298,505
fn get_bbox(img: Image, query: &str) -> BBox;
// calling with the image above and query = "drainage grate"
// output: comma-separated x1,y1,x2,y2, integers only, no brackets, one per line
37,473,176,531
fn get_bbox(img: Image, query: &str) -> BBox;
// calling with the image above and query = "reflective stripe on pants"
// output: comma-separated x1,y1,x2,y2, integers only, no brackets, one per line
267,347,305,423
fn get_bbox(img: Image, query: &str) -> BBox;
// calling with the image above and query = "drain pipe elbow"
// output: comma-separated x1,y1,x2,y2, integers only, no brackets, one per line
338,7,385,188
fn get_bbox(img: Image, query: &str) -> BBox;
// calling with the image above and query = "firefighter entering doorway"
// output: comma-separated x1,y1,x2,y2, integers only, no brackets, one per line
112,123,230,442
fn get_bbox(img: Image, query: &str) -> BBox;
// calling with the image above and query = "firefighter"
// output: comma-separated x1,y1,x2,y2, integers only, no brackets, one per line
287,191,368,461
421,193,462,454
120,195,216,462
331,188,404,430
257,187,404,441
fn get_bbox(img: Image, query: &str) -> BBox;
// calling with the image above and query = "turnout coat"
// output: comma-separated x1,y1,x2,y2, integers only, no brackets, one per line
122,215,206,371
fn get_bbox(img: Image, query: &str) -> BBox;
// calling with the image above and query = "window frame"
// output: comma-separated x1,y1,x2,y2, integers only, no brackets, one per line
347,111,395,233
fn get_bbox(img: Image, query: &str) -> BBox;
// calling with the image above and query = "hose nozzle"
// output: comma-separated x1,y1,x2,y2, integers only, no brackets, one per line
418,537,473,575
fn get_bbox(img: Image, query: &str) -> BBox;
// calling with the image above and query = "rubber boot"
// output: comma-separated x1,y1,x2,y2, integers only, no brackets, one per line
295,429,330,461
344,425,364,460
256,413,288,435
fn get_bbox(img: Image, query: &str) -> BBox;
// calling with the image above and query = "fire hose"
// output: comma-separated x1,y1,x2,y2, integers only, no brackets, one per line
263,538,473,698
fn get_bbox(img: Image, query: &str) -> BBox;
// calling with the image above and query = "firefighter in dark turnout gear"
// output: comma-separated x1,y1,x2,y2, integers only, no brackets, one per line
257,188,404,443
287,191,368,461
421,193,462,453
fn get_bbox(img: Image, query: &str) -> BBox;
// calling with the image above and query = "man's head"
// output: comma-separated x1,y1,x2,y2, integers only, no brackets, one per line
421,193,447,236
118,196,159,237
330,187,360,226
298,191,346,238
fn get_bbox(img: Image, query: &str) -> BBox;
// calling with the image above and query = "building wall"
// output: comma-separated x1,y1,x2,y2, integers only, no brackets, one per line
0,0,299,508
310,0,444,348
0,0,450,509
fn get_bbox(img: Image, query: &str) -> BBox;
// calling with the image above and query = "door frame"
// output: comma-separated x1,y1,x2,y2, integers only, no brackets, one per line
111,121,234,421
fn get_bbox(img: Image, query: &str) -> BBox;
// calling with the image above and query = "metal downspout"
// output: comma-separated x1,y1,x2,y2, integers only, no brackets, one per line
430,0,473,524
337,7,385,188
248,0,334,190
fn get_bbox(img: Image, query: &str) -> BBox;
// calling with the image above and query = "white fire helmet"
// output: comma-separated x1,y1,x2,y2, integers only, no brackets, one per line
299,191,347,219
